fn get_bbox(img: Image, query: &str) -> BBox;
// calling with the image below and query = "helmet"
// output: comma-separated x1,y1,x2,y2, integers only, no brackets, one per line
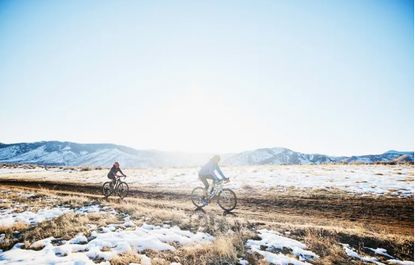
113,162,120,167
211,155,221,162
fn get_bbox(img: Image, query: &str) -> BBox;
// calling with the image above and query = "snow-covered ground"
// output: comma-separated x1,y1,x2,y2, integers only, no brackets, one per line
0,164,413,197
0,199,214,265
0,222,213,265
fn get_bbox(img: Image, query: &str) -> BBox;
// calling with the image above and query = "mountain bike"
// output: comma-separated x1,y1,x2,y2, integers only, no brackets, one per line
191,180,237,211
102,176,129,198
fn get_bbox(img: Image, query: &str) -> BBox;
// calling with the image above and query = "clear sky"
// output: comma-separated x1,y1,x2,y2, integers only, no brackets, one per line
0,0,413,156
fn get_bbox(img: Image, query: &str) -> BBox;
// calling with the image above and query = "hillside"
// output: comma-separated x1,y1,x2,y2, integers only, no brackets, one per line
0,141,412,167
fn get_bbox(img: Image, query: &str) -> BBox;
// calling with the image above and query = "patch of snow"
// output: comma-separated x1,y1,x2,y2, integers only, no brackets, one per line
123,216,135,227
0,223,214,264
70,233,88,244
30,237,54,249
366,247,395,259
254,250,313,265
387,260,415,265
76,204,102,214
246,229,318,264
0,243,102,265
239,258,249,265
0,207,71,227
342,244,384,265
140,255,152,265
62,146,71,151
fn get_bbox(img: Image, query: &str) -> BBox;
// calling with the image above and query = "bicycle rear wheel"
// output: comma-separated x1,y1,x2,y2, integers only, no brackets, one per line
191,187,207,208
102,182,113,197
217,188,237,211
117,182,129,199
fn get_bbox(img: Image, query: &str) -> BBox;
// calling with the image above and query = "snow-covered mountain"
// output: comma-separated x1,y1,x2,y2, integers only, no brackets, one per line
0,141,412,167
0,141,212,168
224,148,414,165
223,148,336,165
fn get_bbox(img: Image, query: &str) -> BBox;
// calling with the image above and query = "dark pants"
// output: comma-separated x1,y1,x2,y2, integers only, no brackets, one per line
199,174,215,190
108,174,116,185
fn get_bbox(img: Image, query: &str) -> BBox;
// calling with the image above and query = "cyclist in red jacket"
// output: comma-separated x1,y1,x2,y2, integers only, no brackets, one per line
107,162,126,187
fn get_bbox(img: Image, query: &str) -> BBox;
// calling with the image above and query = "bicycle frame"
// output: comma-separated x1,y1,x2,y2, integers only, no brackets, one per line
112,176,125,188
208,181,224,199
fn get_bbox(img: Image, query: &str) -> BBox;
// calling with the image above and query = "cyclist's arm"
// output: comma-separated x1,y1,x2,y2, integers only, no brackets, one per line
118,168,127,177
215,165,226,180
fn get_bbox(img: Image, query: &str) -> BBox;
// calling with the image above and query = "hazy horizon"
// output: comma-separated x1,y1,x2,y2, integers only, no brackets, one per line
0,139,413,157
0,0,413,156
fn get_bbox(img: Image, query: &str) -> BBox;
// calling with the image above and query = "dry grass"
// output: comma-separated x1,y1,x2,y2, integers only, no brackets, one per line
150,234,241,265
110,251,141,265
0,222,29,249
57,195,90,207
23,212,90,246
303,229,349,265
0,222,28,234
110,201,190,229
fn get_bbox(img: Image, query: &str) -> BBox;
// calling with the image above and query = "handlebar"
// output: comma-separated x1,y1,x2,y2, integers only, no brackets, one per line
216,178,230,184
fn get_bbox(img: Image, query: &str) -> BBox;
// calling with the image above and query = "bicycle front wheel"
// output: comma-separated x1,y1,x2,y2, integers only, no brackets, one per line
117,182,129,198
217,188,237,211
102,182,113,197
191,187,207,208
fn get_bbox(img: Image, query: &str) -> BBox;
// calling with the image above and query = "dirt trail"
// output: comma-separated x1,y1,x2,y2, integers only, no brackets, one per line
0,178,413,235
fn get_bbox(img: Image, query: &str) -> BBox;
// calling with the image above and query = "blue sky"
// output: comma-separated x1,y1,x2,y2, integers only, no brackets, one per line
0,0,413,155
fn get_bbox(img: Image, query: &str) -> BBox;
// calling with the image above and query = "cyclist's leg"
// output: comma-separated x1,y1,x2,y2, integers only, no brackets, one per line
108,175,116,187
199,175,209,190
206,175,217,195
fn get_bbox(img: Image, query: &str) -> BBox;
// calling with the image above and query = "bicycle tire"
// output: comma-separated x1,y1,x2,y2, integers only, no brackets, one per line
191,187,207,208
117,182,129,199
217,188,237,211
102,182,113,197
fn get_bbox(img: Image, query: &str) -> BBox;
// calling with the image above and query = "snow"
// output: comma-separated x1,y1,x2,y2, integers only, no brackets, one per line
0,207,71,227
246,229,318,264
0,203,117,229
342,244,383,264
342,244,414,265
385,258,412,264
70,234,88,244
0,243,100,265
239,258,249,265
1,164,411,197
253,250,313,265
366,247,394,259
0,223,214,265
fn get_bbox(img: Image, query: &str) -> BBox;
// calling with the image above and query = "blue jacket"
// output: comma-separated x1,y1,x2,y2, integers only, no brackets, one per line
199,160,226,180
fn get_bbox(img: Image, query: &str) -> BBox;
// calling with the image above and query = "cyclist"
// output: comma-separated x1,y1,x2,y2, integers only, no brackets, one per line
198,155,229,197
107,162,126,187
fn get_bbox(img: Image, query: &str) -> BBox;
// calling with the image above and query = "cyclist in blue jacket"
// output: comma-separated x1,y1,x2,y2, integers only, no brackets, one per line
198,155,229,196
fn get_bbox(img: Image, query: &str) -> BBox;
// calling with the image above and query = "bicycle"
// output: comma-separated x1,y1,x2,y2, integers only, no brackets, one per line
102,176,129,198
191,179,237,211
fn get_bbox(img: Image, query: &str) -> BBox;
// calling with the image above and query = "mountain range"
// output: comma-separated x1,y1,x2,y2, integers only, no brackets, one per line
0,141,413,167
